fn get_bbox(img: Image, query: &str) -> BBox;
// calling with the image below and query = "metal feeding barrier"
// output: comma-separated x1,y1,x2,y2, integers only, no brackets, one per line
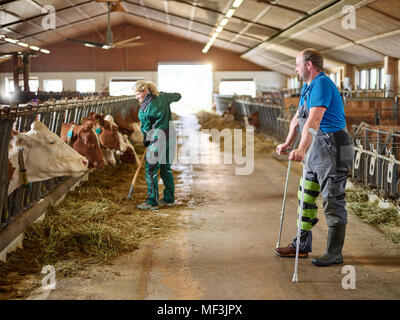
0,96,138,231
213,93,400,209
351,124,400,207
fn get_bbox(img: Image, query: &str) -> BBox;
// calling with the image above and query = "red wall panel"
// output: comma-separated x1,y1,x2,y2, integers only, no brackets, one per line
0,23,268,72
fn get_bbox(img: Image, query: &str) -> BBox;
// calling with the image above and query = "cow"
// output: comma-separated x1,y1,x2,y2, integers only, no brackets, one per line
8,121,89,195
114,112,143,144
82,113,120,151
129,122,143,144
221,103,236,121
60,122,105,170
126,107,139,123
102,148,116,166
114,113,132,136
104,114,139,164
248,111,261,128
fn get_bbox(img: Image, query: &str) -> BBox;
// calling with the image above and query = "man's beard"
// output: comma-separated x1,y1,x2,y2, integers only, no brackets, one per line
300,70,310,83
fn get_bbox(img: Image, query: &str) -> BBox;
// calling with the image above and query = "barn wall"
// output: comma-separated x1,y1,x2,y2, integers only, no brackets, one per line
0,70,286,95
213,71,286,92
0,23,268,73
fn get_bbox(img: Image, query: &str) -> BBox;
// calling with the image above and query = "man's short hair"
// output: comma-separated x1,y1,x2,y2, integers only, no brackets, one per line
302,48,324,71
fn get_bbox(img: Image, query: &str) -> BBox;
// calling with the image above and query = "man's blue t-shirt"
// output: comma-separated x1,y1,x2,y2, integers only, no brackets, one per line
299,72,346,133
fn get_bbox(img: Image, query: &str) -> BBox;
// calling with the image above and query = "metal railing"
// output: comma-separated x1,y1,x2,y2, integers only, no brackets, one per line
214,92,400,207
351,125,400,205
0,96,139,230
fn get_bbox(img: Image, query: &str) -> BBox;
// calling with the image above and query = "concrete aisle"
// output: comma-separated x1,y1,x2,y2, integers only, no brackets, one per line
32,114,400,300
141,114,400,300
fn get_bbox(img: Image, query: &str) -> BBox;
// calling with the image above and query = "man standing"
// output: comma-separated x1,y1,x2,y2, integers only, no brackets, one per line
275,48,353,267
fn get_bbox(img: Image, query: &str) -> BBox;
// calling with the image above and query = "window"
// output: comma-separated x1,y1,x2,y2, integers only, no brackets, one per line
379,67,385,89
369,68,377,90
29,78,39,93
359,69,367,90
109,79,142,96
43,79,62,92
219,79,256,97
329,72,340,87
5,78,14,93
5,77,39,93
76,79,95,93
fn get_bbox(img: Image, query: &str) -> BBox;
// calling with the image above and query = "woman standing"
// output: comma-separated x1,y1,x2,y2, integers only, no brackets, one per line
134,81,181,210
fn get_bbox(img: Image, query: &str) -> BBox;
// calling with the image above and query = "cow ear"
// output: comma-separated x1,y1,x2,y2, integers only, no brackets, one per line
12,132,28,147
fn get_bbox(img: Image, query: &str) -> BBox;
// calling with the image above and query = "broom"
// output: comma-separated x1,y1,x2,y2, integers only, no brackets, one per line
118,147,147,203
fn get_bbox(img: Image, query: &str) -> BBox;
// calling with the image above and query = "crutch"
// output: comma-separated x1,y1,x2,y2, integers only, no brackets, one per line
292,128,318,283
276,135,300,249
118,147,147,204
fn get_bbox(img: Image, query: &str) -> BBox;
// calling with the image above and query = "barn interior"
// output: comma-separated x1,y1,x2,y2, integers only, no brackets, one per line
0,0,400,302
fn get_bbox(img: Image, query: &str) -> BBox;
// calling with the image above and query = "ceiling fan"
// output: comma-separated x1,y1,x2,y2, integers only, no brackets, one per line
66,1,146,49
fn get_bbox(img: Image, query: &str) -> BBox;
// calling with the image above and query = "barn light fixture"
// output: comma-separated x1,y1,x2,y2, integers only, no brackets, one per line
225,8,236,18
17,42,29,47
232,0,243,8
220,18,229,26
0,34,50,53
4,37,18,43
202,0,244,54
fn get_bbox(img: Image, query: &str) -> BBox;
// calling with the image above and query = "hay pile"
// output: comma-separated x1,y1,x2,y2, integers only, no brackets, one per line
346,188,400,245
195,111,276,155
0,158,186,299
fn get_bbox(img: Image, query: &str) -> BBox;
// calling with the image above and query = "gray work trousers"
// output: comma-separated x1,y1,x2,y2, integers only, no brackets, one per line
292,131,353,252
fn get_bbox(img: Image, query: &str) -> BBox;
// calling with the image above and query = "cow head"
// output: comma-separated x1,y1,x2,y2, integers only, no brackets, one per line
61,122,105,170
118,133,137,164
115,113,132,135
248,111,260,128
86,113,120,151
102,148,116,166
9,121,89,195
129,122,144,144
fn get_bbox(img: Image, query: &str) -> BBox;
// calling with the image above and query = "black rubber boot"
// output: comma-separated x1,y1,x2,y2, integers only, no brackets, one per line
312,224,346,267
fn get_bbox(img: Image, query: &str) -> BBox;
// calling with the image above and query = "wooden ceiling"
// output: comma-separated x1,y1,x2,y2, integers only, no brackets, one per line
0,0,399,75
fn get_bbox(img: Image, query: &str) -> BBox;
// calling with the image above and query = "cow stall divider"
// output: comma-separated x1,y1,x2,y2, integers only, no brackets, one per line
0,96,139,259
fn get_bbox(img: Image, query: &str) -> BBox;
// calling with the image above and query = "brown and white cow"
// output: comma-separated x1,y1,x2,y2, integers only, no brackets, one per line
8,121,89,195
104,115,139,164
60,122,105,170
82,113,120,151
114,111,143,144
248,111,261,128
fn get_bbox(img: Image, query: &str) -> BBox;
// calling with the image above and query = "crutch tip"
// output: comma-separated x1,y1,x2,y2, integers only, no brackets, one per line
292,274,298,283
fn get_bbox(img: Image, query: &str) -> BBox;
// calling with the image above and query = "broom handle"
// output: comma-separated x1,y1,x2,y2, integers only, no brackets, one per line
130,148,147,191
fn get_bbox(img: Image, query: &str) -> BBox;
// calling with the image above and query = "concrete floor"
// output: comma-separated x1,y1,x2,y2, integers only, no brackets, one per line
28,114,400,300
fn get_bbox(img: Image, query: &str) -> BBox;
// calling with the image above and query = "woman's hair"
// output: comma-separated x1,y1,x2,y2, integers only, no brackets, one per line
134,80,160,96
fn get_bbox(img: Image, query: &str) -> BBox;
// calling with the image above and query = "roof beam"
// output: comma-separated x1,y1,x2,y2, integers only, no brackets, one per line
0,0,93,29
0,11,110,49
124,11,250,50
169,0,281,32
124,0,263,42
241,0,376,59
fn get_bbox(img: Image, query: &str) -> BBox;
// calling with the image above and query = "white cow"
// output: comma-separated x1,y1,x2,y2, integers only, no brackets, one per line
8,121,89,195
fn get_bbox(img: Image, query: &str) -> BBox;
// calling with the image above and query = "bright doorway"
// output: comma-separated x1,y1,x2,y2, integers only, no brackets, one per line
158,63,212,115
